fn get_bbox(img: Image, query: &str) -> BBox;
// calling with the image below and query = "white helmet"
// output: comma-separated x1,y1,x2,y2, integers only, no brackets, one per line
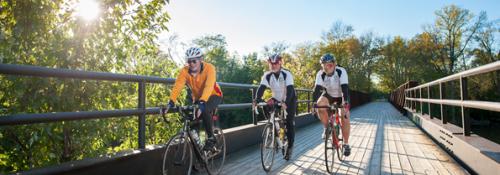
268,54,282,64
185,47,203,60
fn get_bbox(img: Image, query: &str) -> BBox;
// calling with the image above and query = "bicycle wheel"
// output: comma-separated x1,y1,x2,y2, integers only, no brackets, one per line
162,133,193,175
261,123,276,172
336,124,345,161
324,125,335,173
205,127,226,175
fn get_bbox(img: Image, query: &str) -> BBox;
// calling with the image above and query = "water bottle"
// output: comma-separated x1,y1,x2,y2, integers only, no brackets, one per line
279,128,285,140
190,129,201,145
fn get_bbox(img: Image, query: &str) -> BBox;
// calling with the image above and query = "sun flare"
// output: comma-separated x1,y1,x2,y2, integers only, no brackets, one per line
75,0,100,21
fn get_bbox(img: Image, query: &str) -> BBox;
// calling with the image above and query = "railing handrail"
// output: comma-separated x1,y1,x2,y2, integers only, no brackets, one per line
405,98,500,113
402,61,500,136
0,103,262,126
0,63,314,148
407,61,500,91
0,63,313,91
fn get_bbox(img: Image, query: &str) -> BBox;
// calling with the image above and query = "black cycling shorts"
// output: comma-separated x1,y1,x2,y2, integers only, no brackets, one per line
321,92,343,105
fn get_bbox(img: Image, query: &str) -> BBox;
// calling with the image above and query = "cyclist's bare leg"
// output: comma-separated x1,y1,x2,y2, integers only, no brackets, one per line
340,108,350,144
317,96,330,128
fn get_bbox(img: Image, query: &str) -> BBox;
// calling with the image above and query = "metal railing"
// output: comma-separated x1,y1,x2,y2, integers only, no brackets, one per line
0,63,312,149
404,61,500,136
389,81,418,112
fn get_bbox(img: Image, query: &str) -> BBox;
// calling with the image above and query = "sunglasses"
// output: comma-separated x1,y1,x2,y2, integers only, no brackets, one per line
269,61,280,65
187,59,198,64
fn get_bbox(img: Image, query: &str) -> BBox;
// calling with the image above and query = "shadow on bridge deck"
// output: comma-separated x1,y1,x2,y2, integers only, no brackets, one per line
213,102,468,175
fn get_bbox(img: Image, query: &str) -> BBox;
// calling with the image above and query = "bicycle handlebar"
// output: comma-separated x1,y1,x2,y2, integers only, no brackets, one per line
253,102,287,116
313,103,344,110
160,104,201,122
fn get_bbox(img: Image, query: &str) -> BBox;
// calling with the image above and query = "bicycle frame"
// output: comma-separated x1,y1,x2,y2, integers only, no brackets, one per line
254,102,288,149
314,104,344,147
167,105,211,164
328,105,343,148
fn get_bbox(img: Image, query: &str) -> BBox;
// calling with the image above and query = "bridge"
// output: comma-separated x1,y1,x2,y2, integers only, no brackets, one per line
1,61,499,175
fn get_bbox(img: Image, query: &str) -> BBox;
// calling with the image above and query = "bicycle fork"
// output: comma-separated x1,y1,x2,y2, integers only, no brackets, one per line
174,132,191,166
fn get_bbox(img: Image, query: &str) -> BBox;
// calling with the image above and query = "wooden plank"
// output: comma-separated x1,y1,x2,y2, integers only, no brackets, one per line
212,102,469,175
344,114,370,174
368,112,384,175
387,114,403,174
358,104,381,174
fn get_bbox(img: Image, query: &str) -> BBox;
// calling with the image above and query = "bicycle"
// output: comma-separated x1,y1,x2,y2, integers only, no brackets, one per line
313,103,345,173
253,101,289,172
161,104,226,175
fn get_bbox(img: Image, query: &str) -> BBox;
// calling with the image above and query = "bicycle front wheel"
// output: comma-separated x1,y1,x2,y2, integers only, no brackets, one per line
336,125,345,161
205,127,226,175
261,123,276,172
162,133,193,175
324,125,335,173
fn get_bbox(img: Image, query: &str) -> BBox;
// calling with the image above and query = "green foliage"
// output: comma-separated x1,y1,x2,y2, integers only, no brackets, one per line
0,2,498,173
0,0,174,173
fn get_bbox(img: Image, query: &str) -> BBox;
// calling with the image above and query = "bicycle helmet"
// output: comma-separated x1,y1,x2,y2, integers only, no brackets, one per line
185,47,203,60
320,53,336,64
268,54,282,64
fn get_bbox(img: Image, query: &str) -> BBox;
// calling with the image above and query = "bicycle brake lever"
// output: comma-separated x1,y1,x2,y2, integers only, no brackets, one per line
254,106,260,115
160,105,170,123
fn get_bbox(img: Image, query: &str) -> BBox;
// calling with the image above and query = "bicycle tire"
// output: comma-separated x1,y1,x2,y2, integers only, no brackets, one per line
205,127,226,175
162,133,193,175
261,123,276,172
324,125,335,173
336,124,345,161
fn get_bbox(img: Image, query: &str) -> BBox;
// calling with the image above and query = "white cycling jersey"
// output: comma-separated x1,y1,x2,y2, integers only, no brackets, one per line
260,69,294,102
314,66,348,98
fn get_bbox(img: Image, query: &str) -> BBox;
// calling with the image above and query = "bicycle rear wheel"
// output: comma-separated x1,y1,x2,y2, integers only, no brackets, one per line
162,133,193,175
324,125,335,173
205,127,226,175
261,123,276,172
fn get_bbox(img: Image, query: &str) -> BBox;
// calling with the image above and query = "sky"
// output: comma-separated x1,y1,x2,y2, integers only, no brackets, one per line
160,0,500,57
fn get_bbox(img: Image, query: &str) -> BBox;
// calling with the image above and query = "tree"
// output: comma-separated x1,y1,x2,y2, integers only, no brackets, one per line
0,0,173,173
430,5,487,73
375,36,413,92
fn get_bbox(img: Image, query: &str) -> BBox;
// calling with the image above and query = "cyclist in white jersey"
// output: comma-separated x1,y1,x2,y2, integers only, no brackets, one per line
312,53,352,157
253,53,297,160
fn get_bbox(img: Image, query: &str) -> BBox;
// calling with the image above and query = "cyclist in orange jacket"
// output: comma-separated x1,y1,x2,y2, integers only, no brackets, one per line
168,47,223,151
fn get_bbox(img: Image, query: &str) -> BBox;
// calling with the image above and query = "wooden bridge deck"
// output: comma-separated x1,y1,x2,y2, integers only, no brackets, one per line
212,102,468,175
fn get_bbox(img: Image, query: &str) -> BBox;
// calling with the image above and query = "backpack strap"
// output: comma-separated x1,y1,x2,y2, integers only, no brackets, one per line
321,71,327,81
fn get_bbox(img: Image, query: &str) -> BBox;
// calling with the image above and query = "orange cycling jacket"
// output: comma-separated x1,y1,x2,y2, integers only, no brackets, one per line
170,61,223,102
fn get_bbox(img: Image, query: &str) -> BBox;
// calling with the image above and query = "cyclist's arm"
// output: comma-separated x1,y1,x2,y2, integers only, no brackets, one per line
284,71,295,104
312,71,324,102
200,64,216,102
340,68,350,104
285,85,296,104
312,85,323,102
341,84,350,104
255,73,270,101
169,68,188,103
255,84,266,101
